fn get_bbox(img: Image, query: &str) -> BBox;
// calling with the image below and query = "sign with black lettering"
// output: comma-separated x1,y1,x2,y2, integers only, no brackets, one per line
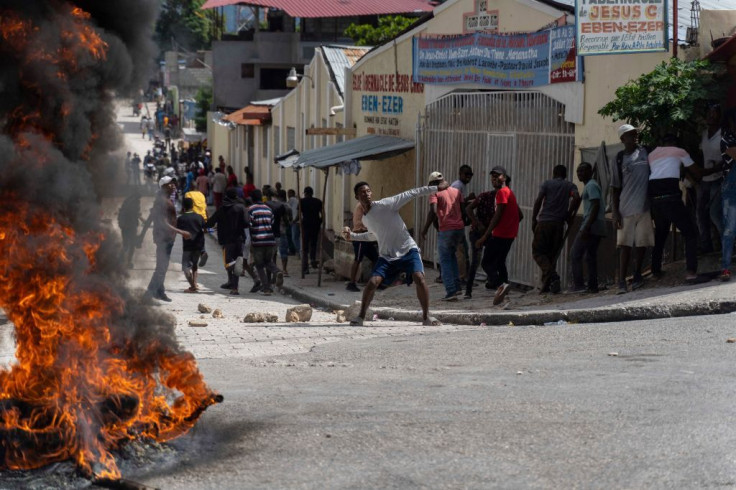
575,0,667,55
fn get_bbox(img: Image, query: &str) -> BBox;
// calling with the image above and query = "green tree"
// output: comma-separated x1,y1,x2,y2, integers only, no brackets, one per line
344,15,418,46
194,85,212,132
598,58,724,149
156,0,219,52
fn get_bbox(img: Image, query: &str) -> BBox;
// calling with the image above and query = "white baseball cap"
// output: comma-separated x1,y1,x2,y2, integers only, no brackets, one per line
159,176,175,187
428,171,443,183
617,124,637,139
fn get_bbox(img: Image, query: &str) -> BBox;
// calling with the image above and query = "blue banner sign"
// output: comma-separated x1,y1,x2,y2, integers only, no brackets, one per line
412,25,579,88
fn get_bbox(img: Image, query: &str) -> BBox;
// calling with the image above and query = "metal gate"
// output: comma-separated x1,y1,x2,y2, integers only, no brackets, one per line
417,91,575,288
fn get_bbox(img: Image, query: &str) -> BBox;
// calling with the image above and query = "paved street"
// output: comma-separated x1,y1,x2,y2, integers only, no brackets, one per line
132,314,736,489
1,102,735,488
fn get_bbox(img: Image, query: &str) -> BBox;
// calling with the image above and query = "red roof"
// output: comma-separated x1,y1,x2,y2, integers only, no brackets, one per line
201,0,434,18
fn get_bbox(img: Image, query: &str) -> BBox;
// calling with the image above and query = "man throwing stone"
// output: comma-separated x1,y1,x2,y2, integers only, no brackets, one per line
342,181,449,326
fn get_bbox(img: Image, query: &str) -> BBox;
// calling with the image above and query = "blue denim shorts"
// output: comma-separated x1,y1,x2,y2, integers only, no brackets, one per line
372,248,424,286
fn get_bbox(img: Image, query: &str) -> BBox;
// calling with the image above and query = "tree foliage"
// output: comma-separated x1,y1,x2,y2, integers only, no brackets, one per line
155,0,218,52
344,15,418,46
194,85,212,132
598,58,724,149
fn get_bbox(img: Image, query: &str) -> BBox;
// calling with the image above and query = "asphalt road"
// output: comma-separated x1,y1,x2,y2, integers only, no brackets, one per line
123,312,736,489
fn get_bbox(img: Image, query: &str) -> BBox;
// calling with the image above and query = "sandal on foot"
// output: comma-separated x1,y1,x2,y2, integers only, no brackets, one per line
349,316,364,326
422,316,442,326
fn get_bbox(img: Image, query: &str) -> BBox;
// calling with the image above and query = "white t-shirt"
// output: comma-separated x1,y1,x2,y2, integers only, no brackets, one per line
351,186,438,260
701,128,723,182
648,146,694,180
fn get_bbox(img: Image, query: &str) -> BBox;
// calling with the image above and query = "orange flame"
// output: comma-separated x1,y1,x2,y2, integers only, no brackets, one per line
0,201,219,479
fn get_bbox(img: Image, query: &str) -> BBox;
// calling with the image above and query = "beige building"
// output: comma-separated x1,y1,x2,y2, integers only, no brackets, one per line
338,0,733,287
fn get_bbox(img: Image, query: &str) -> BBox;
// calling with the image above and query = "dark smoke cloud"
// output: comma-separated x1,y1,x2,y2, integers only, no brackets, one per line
0,0,185,361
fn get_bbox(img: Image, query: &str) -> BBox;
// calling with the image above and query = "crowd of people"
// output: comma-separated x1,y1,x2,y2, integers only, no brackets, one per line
123,103,736,317
120,125,327,301
344,104,736,313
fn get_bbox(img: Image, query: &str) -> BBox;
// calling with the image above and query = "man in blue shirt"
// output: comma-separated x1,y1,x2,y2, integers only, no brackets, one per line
570,162,606,293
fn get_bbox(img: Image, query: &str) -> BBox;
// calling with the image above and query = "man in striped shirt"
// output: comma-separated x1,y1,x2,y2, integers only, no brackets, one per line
248,189,283,295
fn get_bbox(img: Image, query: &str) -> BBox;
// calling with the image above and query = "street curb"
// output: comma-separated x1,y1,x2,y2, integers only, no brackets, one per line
281,284,736,326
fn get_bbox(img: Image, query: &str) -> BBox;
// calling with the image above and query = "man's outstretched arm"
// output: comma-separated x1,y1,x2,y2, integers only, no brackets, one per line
384,183,447,211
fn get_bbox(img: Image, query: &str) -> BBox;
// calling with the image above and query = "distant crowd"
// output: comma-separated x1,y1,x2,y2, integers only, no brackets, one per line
120,126,325,301
120,103,736,323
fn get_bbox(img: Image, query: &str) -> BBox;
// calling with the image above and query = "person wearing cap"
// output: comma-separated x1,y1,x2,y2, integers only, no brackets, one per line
421,171,465,300
144,176,191,302
475,166,522,305
610,124,654,294
342,180,449,326
648,133,702,283
531,164,580,294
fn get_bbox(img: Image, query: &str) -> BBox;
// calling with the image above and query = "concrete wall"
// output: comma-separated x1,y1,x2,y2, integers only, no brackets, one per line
574,50,670,152
212,40,260,109
212,32,312,109
698,11,736,59
164,51,212,99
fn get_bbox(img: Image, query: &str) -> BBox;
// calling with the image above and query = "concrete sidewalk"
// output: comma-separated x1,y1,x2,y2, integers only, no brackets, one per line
280,255,736,326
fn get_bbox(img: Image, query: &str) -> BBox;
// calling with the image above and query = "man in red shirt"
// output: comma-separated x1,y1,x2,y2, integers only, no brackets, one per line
421,171,465,301
475,166,522,305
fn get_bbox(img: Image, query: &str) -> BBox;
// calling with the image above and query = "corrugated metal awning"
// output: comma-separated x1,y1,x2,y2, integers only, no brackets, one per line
201,0,433,18
275,135,414,169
